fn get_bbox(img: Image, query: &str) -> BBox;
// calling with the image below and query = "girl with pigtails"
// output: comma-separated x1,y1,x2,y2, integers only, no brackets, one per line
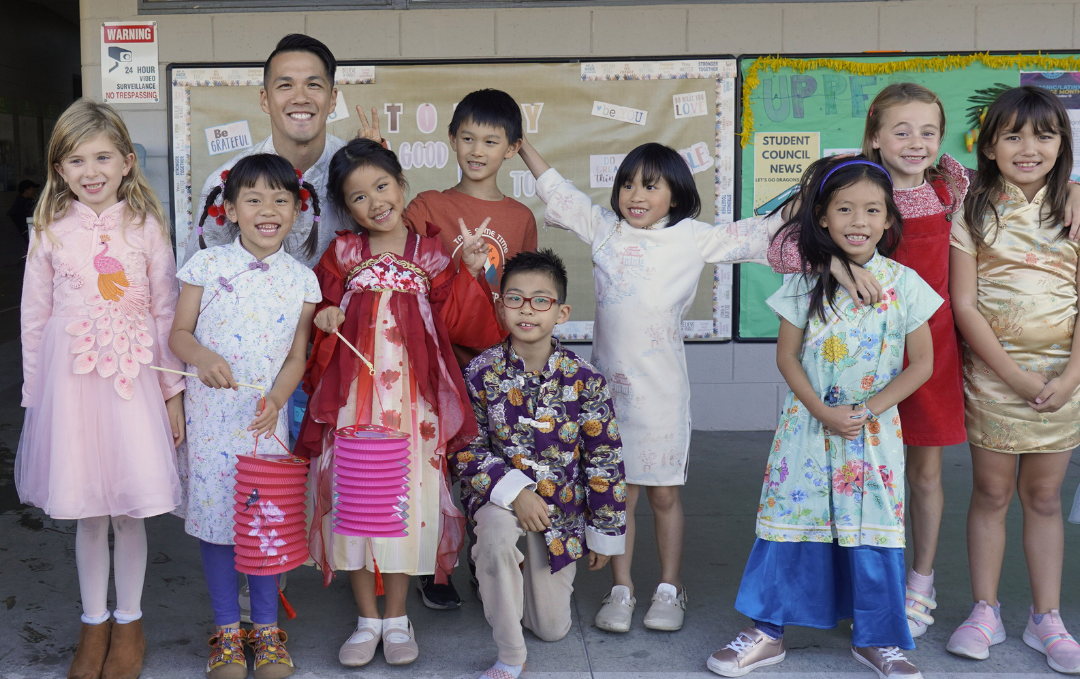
170,153,322,679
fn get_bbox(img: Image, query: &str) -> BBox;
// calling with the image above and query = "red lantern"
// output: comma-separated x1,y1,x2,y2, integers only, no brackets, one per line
232,454,310,576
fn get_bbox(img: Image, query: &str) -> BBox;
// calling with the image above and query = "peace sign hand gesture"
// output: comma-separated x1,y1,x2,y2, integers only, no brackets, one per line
355,105,382,143
458,217,492,278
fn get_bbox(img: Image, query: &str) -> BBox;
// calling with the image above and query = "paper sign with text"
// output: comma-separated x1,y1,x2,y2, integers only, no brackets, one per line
678,142,713,175
326,91,350,124
753,132,819,216
590,153,627,188
673,91,708,119
205,120,254,157
101,22,159,104
591,101,648,126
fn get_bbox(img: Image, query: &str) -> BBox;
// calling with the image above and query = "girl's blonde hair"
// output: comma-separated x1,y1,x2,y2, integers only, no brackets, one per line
861,82,948,184
34,98,170,244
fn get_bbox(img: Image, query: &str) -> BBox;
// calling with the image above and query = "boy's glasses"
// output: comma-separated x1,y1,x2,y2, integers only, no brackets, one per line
499,294,562,312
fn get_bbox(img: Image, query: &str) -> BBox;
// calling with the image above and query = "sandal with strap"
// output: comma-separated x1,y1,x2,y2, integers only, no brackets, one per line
205,629,247,679
905,587,936,638
248,627,295,679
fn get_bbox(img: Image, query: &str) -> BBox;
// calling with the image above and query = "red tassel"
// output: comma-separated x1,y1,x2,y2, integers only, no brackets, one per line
279,586,297,620
373,558,385,596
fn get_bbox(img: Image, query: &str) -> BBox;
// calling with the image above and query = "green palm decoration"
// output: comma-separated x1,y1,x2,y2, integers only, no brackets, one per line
963,83,1013,151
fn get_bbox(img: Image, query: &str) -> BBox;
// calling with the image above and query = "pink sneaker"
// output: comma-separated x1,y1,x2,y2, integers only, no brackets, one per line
1023,607,1080,674
946,601,1006,660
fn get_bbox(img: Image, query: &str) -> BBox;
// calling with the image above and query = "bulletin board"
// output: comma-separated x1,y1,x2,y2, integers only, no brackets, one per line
734,51,1080,340
168,57,739,341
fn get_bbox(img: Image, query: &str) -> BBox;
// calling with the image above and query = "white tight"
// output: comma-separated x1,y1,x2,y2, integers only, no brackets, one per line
75,516,147,624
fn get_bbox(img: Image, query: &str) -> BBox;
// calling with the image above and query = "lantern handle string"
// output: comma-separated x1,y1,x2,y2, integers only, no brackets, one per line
334,331,376,376
251,426,296,460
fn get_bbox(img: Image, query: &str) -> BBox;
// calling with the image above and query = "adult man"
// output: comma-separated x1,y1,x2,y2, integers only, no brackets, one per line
184,34,344,268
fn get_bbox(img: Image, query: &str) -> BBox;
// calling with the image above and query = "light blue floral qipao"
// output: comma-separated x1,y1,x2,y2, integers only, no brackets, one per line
758,253,941,548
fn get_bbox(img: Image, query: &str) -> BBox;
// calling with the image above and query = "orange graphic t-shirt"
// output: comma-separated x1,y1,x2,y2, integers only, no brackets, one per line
404,188,538,289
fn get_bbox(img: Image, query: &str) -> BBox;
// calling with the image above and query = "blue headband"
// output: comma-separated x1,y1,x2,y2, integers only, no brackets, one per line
819,159,893,196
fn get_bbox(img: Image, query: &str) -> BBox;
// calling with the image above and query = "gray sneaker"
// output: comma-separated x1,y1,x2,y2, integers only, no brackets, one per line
595,585,636,633
708,627,786,676
851,646,924,679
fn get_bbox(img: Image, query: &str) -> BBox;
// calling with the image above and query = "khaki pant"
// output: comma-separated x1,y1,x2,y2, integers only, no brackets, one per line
472,503,577,665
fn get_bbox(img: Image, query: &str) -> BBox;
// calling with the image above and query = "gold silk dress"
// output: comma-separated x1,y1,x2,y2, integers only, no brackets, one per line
950,182,1080,453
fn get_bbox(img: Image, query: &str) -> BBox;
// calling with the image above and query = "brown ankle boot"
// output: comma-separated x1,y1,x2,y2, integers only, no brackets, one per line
101,619,145,679
68,622,112,679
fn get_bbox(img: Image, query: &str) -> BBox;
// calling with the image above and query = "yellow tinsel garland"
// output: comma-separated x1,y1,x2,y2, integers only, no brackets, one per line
740,53,1080,148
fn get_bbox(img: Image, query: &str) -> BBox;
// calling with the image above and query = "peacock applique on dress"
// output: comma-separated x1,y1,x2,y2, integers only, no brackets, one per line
64,212,156,400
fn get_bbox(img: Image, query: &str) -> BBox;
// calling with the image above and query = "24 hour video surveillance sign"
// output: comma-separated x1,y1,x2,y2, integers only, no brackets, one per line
101,22,159,104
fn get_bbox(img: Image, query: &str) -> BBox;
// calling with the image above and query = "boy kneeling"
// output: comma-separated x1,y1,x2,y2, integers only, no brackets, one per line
453,250,627,679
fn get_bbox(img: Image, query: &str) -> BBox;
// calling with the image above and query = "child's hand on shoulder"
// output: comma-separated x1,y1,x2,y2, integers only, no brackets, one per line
588,552,611,571
1028,374,1079,413
194,351,238,390
830,257,882,308
818,403,868,441
249,394,282,438
315,306,346,334
512,488,552,533
458,218,492,278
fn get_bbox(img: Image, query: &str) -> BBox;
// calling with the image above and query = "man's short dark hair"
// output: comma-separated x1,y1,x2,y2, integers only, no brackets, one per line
263,34,337,88
448,89,523,144
501,248,568,302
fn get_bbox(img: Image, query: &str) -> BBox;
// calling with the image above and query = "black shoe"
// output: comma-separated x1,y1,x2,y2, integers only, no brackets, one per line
417,575,462,610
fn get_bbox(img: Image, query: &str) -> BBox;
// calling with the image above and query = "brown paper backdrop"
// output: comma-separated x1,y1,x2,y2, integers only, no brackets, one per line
173,60,734,339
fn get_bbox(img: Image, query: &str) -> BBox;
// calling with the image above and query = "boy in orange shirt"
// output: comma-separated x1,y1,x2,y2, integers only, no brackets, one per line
404,88,538,612
405,89,537,296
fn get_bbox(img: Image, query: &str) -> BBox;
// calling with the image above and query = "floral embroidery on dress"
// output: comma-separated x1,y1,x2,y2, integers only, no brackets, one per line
346,253,430,295
65,231,153,400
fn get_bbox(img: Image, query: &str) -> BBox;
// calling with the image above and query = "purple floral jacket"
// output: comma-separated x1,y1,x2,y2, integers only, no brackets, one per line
454,338,627,573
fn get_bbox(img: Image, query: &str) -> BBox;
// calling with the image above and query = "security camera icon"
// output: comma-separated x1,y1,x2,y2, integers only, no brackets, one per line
108,46,132,73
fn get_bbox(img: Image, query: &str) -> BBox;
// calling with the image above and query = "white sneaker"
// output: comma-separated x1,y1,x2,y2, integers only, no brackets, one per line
595,585,636,633
643,583,686,631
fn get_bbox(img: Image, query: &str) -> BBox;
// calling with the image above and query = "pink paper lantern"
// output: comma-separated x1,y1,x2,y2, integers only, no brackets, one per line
332,425,411,538
232,453,311,576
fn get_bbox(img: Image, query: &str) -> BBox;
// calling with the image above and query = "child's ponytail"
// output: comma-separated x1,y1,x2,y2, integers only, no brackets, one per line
196,182,226,250
298,180,322,260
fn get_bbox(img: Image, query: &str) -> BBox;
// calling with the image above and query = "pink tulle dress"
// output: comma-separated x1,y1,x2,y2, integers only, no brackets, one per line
15,200,185,520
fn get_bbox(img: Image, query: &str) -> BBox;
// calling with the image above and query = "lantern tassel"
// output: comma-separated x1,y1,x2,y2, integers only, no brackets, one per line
369,538,385,596
279,585,297,620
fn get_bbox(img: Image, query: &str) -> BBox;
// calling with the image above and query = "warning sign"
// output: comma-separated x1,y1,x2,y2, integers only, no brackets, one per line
101,22,159,104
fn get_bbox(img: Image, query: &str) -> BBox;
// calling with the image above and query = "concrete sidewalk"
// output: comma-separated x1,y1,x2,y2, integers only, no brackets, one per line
3,427,1079,678
0,243,1079,678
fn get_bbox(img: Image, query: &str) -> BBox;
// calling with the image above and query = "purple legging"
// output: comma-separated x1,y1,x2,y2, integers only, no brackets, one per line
199,540,279,626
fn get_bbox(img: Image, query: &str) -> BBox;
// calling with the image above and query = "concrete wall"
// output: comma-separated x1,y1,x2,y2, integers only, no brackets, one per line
78,0,1079,429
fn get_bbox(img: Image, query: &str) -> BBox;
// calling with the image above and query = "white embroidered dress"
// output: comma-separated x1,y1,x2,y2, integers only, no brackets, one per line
175,238,321,544
16,201,185,519
535,168,781,485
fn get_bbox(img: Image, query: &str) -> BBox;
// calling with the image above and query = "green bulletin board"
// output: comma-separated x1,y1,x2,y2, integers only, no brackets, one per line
735,52,1080,339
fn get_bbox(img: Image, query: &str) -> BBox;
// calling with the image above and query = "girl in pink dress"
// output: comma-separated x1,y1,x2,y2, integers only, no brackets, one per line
15,99,185,679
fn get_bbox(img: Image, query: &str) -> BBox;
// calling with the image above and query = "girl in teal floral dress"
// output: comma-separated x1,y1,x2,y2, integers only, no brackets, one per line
707,156,941,679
